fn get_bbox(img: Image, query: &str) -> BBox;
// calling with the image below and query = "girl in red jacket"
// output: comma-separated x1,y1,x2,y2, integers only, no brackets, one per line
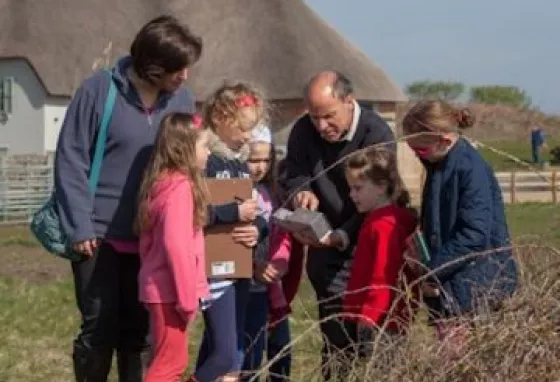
343,147,418,359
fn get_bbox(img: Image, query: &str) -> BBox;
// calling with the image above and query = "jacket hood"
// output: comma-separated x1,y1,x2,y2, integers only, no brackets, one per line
369,204,418,237
207,129,250,161
110,56,174,109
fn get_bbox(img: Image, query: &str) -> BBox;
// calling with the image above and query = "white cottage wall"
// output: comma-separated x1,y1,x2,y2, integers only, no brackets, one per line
0,59,46,154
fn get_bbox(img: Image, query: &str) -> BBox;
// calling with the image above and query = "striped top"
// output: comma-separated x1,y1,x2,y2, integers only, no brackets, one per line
201,279,235,309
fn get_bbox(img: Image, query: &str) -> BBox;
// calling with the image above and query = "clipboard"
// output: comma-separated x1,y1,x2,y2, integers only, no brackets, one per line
204,178,254,279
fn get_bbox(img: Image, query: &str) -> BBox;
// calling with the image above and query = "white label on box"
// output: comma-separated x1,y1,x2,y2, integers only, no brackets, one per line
211,261,236,276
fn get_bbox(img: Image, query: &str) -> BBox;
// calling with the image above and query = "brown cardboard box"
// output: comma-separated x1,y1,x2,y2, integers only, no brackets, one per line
204,178,254,279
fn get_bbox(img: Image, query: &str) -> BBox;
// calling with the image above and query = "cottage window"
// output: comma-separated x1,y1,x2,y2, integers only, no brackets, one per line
0,77,14,114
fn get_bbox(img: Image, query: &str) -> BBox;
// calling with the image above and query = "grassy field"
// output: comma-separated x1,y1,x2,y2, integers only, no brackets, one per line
1,203,560,381
477,139,560,171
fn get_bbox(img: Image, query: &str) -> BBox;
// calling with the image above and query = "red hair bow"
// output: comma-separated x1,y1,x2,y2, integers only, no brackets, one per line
192,114,202,129
236,95,257,108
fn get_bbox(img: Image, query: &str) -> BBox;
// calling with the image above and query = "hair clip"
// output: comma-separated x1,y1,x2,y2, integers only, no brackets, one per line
192,114,202,129
236,95,257,108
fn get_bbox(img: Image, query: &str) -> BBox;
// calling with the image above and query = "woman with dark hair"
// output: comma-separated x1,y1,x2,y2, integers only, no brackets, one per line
54,15,202,381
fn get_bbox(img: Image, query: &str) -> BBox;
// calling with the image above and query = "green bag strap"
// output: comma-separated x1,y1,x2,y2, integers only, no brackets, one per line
87,71,117,193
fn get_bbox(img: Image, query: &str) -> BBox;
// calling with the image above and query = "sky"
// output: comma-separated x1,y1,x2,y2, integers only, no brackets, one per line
306,0,559,114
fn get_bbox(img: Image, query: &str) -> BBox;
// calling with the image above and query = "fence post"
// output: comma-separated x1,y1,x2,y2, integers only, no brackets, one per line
552,171,558,204
47,153,55,191
0,156,5,222
510,171,516,204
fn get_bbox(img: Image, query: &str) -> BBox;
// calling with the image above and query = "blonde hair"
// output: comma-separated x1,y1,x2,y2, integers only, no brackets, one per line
402,100,475,135
203,81,268,132
345,147,410,208
136,113,208,233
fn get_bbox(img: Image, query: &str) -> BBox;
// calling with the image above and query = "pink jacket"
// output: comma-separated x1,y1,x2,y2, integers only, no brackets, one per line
267,226,292,310
138,172,209,320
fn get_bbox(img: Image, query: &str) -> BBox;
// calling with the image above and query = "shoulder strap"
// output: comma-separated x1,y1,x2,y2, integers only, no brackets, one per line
87,71,117,193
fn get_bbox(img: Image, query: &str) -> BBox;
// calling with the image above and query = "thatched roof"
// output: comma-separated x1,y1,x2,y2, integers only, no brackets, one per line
0,0,406,102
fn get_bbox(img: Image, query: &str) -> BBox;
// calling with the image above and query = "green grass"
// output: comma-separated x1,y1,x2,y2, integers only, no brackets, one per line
478,139,560,171
0,226,39,248
505,203,560,246
1,203,559,380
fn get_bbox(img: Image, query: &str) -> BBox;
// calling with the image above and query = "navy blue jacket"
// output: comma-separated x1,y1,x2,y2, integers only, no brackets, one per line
54,56,195,243
421,138,518,315
204,133,267,237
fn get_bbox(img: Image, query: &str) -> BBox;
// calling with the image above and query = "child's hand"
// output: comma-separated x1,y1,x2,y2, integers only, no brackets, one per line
421,283,440,297
238,199,258,222
254,261,271,283
255,261,287,284
404,249,422,276
232,224,258,248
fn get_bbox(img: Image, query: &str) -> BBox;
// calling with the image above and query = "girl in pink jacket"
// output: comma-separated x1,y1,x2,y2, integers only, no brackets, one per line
136,113,210,382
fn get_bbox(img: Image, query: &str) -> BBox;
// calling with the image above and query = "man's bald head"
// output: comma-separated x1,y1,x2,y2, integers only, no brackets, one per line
303,71,356,142
304,71,354,102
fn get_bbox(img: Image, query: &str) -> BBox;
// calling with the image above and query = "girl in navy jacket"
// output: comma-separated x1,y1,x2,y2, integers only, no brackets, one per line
402,100,518,323
191,82,268,382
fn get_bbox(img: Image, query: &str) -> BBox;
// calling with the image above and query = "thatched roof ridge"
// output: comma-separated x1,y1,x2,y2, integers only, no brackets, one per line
0,0,406,102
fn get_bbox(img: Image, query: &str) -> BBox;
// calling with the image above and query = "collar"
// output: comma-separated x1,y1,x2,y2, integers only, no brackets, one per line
111,56,174,110
207,129,250,161
344,100,361,142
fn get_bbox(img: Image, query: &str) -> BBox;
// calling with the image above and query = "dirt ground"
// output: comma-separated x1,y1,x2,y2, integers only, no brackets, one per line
0,245,72,283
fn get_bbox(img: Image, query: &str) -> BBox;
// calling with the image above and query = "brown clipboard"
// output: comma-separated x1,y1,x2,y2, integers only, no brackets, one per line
204,178,254,278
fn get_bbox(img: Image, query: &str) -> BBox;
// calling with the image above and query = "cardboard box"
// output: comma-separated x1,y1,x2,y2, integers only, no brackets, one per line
204,178,254,279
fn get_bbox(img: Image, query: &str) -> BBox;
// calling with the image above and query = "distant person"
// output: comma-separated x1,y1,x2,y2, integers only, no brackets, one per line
136,113,210,382
403,100,518,356
281,70,395,380
530,121,547,164
54,15,202,381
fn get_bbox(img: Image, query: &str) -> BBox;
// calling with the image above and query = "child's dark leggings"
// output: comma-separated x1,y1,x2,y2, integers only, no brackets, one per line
195,285,238,381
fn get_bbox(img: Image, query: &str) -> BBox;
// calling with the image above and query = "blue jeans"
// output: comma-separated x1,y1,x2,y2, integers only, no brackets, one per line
195,285,238,382
267,316,291,382
242,291,269,374
234,279,252,369
242,291,291,382
532,144,543,164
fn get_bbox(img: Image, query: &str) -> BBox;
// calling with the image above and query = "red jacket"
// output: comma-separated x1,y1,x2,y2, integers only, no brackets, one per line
343,204,417,332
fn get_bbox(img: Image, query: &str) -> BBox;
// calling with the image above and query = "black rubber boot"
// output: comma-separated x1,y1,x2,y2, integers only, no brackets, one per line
73,344,113,382
116,349,151,382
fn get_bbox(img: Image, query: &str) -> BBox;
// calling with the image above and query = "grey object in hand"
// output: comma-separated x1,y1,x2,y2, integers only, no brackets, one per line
272,208,332,242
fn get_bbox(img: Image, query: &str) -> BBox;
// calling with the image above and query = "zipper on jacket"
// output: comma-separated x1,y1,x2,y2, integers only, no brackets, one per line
145,108,154,127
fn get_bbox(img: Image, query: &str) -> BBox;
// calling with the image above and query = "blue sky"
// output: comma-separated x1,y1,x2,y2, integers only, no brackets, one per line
306,0,559,113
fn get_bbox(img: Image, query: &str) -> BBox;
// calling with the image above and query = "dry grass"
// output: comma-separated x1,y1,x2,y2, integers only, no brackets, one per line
315,246,560,382
1,204,560,381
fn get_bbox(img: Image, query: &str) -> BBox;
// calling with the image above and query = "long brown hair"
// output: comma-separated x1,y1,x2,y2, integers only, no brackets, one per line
345,147,410,208
136,113,208,233
402,100,475,135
